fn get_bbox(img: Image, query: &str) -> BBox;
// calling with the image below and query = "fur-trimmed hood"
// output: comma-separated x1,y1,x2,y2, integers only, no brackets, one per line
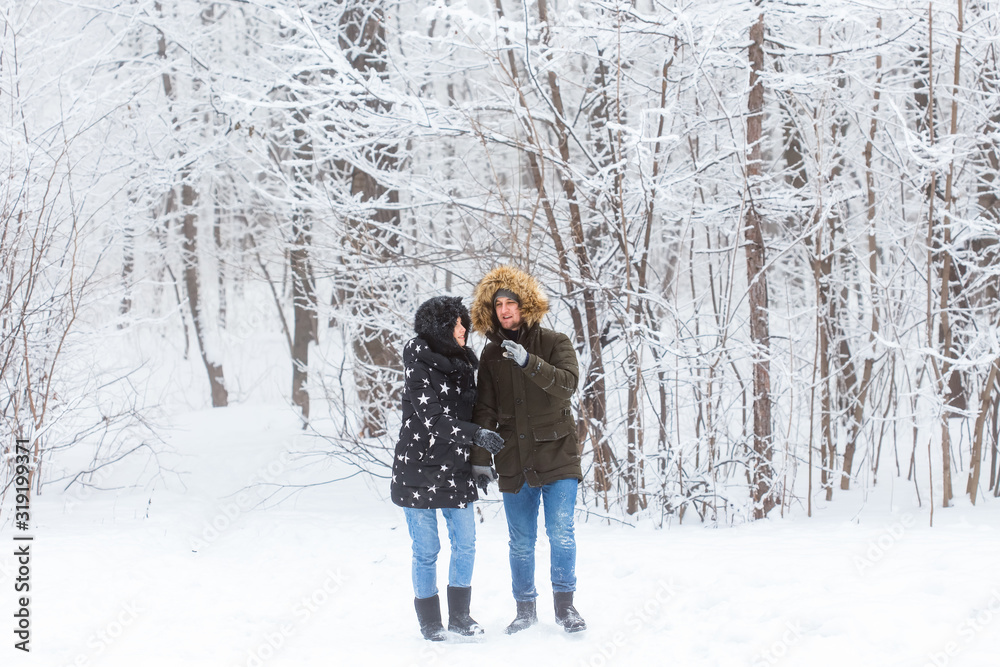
414,295,474,359
471,266,549,336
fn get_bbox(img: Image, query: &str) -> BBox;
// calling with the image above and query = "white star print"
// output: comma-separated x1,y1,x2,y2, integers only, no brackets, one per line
448,479,457,488
441,384,451,395
424,418,433,429
428,485,438,494
413,491,421,500
418,393,430,405
451,426,461,436
443,406,451,415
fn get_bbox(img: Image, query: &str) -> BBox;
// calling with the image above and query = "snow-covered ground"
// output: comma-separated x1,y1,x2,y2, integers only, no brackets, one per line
4,403,1000,667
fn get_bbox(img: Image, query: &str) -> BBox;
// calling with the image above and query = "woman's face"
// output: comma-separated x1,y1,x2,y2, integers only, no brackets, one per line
453,317,467,347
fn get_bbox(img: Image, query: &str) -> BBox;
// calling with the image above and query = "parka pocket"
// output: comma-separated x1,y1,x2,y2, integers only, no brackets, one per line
532,418,574,442
530,418,578,475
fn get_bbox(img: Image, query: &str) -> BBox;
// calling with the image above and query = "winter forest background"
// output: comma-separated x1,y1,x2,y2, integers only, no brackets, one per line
5,0,1000,526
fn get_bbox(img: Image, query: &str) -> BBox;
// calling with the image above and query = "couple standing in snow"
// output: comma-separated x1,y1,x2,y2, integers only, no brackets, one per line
389,265,587,641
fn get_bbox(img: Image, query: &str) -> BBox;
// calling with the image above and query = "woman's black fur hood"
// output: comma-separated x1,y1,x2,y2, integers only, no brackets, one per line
413,296,477,365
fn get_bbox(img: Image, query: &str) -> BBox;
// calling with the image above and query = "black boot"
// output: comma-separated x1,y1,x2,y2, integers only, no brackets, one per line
414,595,447,641
447,586,484,637
554,591,586,633
504,599,538,634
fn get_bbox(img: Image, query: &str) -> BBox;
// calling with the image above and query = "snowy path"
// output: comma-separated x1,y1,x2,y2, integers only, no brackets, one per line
4,405,999,667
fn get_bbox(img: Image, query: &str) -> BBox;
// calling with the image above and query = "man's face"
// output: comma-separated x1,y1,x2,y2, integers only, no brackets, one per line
495,297,522,331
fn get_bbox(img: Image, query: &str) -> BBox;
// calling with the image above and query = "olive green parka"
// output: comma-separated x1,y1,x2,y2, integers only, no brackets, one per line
470,266,583,492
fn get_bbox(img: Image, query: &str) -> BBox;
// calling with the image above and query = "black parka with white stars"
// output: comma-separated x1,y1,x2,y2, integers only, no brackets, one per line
389,336,481,510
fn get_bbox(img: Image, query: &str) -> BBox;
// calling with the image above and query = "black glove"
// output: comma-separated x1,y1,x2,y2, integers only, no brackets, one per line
472,465,498,495
473,428,505,455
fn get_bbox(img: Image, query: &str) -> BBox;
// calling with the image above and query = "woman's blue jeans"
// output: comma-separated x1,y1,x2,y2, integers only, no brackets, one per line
403,505,476,599
502,478,578,601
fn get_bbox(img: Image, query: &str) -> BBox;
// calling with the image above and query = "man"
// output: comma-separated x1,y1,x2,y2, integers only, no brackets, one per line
469,265,587,634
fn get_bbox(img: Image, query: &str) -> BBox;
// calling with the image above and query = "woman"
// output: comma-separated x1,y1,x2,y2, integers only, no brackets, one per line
390,296,504,641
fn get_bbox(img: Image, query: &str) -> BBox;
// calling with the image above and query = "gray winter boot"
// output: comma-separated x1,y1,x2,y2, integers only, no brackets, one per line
504,599,538,634
554,591,587,633
414,595,447,641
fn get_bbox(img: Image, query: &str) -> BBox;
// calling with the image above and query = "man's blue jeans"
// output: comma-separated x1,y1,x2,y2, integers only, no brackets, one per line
502,478,578,601
403,505,476,599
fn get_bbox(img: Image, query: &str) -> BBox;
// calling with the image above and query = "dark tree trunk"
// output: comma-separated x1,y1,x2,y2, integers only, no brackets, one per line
290,216,317,422
180,181,228,408
158,0,226,407
340,2,402,438
119,224,134,325
745,10,775,519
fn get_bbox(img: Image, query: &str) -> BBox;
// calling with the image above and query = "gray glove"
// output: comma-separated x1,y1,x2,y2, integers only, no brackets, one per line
472,465,497,495
501,339,528,367
473,428,505,455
